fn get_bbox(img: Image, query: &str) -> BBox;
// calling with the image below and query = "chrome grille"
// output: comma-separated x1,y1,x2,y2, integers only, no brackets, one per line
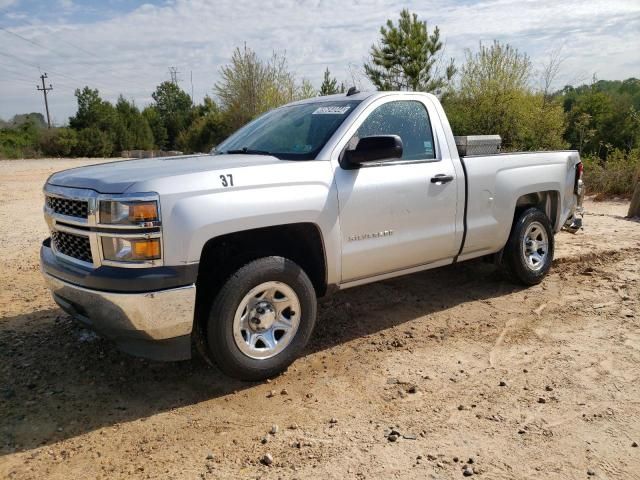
47,196,89,219
52,231,93,264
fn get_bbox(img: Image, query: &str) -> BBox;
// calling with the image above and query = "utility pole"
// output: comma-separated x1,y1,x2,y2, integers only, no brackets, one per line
36,73,53,128
168,66,179,85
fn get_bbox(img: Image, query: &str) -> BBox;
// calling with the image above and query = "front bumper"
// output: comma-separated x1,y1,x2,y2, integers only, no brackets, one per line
42,243,197,361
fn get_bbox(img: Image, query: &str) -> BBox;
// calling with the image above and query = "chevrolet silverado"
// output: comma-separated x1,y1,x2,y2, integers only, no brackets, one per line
41,90,584,380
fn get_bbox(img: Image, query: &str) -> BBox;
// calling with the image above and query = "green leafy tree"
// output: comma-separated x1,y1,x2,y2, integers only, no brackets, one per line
364,9,455,92
74,127,113,157
298,79,317,99
142,106,168,149
442,41,566,150
68,87,121,156
560,78,640,157
114,96,154,152
69,87,119,133
319,68,339,96
177,97,230,153
215,46,312,130
151,81,193,150
8,113,46,128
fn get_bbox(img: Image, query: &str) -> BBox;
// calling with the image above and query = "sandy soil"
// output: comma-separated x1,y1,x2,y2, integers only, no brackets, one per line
1,158,639,480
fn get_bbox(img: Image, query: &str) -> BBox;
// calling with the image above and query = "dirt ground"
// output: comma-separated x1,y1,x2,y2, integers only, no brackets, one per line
1,158,639,480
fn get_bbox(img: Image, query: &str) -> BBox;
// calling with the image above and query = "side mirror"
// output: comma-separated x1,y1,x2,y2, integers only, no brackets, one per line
343,135,403,168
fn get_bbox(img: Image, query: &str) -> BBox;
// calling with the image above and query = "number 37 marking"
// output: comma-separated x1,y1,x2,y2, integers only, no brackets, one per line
220,174,234,187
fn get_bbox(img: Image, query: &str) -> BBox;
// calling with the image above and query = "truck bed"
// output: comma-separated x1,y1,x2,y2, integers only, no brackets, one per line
458,150,581,261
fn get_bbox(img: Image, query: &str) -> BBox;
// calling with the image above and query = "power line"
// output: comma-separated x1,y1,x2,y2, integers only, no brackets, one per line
0,26,50,50
0,51,115,92
36,73,53,128
30,24,152,85
0,26,81,63
0,27,144,90
0,61,36,83
1,23,201,103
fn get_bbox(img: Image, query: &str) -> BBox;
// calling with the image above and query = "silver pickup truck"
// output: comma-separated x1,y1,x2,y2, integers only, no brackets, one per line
41,91,584,380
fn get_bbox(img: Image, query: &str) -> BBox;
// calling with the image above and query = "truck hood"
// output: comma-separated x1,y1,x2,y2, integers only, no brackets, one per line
47,154,285,194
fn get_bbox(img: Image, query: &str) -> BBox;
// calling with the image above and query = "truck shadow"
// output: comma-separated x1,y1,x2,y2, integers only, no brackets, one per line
0,259,522,455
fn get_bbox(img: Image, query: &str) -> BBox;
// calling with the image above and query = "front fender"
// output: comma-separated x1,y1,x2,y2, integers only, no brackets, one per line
160,180,342,286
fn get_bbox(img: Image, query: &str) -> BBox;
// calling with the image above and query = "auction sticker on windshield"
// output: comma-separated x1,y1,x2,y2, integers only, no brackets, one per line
312,106,351,115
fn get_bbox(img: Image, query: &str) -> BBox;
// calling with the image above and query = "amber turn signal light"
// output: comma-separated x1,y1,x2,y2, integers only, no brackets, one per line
132,238,161,259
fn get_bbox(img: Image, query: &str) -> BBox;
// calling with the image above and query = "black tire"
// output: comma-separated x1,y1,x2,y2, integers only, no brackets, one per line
206,256,317,381
501,207,555,285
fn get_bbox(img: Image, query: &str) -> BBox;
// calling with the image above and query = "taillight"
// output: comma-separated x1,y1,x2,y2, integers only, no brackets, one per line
575,162,584,194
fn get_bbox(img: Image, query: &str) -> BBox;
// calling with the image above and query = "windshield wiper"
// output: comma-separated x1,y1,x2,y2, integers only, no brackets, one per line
219,147,272,155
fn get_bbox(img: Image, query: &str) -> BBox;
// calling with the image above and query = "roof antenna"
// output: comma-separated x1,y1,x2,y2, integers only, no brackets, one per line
346,86,359,96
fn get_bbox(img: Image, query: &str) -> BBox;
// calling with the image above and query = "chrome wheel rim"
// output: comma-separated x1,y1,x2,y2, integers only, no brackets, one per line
522,221,549,271
232,281,301,360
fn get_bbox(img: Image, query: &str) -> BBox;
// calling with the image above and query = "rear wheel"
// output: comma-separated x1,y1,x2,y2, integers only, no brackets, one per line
206,256,317,381
501,207,554,285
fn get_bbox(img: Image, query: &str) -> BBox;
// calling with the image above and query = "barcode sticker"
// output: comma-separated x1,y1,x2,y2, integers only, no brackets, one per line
312,106,351,115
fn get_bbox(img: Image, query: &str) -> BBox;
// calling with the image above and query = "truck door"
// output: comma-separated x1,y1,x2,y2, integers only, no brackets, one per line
334,97,459,283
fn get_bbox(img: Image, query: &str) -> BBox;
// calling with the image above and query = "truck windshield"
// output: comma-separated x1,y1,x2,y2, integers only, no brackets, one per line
213,100,361,160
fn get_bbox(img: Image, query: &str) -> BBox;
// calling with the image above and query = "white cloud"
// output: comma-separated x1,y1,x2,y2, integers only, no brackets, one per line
1,0,639,121
0,0,17,9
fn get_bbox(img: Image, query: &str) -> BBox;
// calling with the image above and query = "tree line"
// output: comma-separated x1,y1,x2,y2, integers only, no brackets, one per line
1,8,638,195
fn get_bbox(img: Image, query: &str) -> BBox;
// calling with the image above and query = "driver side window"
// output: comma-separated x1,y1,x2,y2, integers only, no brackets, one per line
350,100,436,161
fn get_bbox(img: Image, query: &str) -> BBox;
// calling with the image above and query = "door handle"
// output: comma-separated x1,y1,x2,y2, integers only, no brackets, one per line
430,174,454,184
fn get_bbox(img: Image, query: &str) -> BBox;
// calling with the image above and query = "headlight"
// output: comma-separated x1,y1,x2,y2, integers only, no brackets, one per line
99,200,159,226
101,237,161,262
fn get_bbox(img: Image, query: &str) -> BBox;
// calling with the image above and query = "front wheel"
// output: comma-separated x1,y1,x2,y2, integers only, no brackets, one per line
501,207,555,285
206,256,317,381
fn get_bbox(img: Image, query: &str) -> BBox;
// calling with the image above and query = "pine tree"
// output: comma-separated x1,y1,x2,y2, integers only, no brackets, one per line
364,9,455,92
319,67,339,96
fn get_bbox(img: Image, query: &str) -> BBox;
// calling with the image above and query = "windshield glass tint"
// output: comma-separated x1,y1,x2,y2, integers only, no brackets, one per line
214,100,361,160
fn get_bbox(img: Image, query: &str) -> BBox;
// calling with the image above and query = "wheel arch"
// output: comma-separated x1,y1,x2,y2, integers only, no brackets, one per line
514,190,561,232
196,222,328,295
192,222,327,363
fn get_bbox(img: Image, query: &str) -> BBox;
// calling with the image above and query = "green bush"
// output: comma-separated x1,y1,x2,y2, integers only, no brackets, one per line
177,113,229,153
39,128,78,157
73,127,113,157
582,148,640,196
0,119,41,159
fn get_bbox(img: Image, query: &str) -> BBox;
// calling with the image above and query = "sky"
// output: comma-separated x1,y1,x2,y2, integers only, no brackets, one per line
1,0,639,124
